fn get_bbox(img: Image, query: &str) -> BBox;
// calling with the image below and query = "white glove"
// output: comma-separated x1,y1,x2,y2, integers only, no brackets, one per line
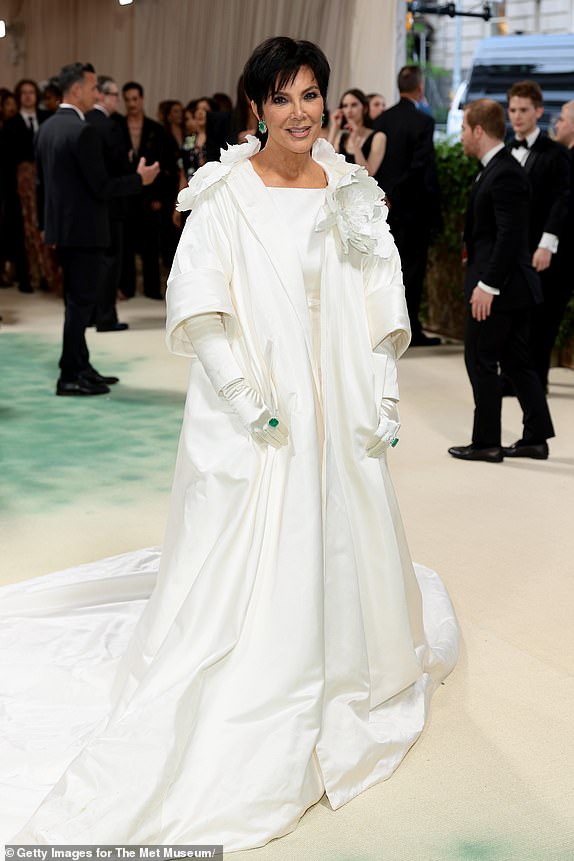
366,398,401,458
183,314,288,449
220,378,288,448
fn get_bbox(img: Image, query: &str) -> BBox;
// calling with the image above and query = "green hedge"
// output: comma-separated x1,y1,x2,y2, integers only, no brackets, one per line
424,141,476,338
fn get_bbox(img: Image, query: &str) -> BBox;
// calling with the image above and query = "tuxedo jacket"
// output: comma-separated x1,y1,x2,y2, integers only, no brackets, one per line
1,110,50,198
464,148,541,311
557,149,574,264
510,133,570,253
85,108,139,221
116,114,179,206
35,107,142,247
373,97,440,226
3,110,50,166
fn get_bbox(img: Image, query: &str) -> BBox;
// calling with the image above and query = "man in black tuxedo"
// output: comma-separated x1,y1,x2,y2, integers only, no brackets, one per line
36,63,159,396
86,75,136,332
374,65,441,346
449,99,554,463
507,80,570,389
119,81,179,300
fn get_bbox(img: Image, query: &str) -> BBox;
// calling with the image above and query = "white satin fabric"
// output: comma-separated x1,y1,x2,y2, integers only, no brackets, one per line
2,139,459,851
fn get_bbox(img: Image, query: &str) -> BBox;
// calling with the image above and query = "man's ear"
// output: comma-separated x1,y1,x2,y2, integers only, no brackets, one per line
535,105,544,121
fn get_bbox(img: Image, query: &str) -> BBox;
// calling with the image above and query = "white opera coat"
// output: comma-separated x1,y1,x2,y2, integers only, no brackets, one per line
10,138,458,851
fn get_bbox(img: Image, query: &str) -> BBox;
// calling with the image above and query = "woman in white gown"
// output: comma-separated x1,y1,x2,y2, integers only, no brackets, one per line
2,38,459,851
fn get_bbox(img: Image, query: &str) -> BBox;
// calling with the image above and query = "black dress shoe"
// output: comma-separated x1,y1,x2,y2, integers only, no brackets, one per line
501,440,549,459
84,367,119,385
56,377,110,396
410,333,441,347
96,322,129,332
448,444,504,463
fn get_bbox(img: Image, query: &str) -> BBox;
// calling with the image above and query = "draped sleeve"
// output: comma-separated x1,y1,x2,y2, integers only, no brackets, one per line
312,141,411,361
165,189,235,357
362,240,411,359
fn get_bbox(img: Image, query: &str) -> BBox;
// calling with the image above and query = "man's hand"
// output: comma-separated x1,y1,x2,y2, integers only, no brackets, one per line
136,157,160,186
532,247,552,272
470,285,494,321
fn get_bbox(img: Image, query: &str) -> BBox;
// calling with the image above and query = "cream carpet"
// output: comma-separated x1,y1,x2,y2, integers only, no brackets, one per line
1,287,573,861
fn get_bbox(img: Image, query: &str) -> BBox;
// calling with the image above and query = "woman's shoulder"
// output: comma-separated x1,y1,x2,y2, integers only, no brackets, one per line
176,135,260,211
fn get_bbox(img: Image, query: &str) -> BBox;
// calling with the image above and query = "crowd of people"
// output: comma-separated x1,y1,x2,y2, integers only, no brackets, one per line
0,60,572,406
0,72,261,312
0,35,572,850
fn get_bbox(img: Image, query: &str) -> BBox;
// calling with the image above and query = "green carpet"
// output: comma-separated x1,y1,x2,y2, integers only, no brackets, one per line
1,333,184,515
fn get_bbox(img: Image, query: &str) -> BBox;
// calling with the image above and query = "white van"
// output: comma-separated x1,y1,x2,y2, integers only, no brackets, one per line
446,33,574,138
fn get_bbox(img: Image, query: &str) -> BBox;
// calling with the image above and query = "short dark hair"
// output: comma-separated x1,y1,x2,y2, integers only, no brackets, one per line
14,78,40,107
465,98,506,140
123,81,144,98
43,78,62,99
58,63,95,96
0,89,16,110
242,36,330,114
507,80,543,108
398,65,423,94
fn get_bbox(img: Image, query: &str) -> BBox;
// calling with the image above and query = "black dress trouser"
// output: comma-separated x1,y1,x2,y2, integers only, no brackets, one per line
388,214,430,341
96,220,123,328
464,308,555,447
529,260,574,388
57,246,103,380
121,204,162,299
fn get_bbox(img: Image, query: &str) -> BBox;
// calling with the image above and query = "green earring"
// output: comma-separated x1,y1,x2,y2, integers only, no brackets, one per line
258,119,267,134
321,112,325,127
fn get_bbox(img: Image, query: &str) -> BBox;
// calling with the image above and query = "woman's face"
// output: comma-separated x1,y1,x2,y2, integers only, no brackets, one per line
2,95,17,119
369,94,385,120
43,90,61,112
184,110,196,134
193,100,211,128
256,65,323,155
341,93,366,127
168,102,183,125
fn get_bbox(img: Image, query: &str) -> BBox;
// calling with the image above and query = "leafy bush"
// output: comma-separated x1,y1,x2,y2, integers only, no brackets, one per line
424,141,477,337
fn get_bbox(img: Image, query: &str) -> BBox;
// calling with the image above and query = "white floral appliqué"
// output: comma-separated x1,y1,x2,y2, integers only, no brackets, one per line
314,157,394,259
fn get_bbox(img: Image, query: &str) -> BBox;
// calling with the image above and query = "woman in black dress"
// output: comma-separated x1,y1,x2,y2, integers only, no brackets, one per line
328,87,386,178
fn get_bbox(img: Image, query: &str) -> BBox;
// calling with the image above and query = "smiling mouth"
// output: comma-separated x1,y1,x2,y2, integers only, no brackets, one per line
287,127,311,137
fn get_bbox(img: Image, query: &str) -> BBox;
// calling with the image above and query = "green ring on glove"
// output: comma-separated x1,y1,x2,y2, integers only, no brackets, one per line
391,438,399,447
268,418,279,428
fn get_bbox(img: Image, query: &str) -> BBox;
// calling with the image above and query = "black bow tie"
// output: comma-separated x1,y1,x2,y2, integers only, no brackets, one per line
510,138,529,150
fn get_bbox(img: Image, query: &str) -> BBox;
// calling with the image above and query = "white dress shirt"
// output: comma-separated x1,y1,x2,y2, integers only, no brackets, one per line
59,103,85,122
20,110,39,135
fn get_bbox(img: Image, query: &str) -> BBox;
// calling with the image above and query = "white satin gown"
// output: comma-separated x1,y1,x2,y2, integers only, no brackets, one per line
0,181,459,852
